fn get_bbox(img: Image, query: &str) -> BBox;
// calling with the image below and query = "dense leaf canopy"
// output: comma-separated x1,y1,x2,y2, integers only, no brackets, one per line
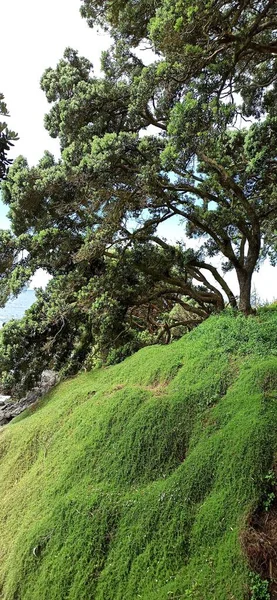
81,0,277,105
0,2,276,395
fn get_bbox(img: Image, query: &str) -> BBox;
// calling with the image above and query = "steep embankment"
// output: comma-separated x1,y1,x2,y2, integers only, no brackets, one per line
0,309,277,600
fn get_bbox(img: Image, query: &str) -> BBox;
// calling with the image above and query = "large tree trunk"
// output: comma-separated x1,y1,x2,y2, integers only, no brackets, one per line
236,231,261,314
236,268,254,314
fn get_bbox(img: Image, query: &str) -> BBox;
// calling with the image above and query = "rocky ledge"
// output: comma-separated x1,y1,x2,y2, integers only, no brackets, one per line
0,370,59,426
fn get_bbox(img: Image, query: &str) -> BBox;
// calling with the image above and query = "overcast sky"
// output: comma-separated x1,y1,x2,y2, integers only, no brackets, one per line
0,0,276,300
1,0,111,164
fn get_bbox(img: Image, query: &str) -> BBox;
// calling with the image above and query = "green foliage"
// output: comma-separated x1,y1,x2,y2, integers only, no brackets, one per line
81,0,277,113
249,572,270,600
0,93,18,180
0,313,277,599
0,231,18,306
261,469,277,512
2,31,276,330
0,240,217,396
1,3,276,390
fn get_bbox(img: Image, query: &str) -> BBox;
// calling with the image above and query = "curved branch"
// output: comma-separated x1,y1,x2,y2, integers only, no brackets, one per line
192,261,237,308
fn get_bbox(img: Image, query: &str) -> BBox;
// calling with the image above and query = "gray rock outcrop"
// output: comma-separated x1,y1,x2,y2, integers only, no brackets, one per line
0,370,59,426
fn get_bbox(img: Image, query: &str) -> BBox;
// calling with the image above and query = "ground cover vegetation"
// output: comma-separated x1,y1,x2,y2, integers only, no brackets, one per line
0,0,276,395
0,310,277,599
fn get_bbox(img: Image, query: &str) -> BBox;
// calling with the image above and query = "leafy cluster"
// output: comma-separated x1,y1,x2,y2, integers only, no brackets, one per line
0,93,17,180
249,572,270,600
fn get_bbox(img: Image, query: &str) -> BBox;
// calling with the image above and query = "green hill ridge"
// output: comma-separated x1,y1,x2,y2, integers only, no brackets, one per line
1,309,277,600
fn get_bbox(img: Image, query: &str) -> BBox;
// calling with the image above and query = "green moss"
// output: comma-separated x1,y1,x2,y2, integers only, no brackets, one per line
0,310,277,599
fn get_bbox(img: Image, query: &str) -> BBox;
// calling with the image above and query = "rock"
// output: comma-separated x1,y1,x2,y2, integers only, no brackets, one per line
0,370,59,427
0,409,12,425
41,370,58,389
0,395,11,406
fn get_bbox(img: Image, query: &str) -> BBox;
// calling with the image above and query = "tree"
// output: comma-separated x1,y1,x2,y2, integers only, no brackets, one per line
27,45,275,313
0,0,276,391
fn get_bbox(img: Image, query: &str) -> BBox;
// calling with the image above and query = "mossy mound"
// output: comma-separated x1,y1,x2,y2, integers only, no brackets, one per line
0,309,277,599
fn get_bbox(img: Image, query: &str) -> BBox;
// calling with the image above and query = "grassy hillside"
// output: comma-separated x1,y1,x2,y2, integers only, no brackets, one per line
0,309,277,600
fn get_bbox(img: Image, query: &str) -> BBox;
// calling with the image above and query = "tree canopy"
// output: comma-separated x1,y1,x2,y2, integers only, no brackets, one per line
81,0,277,98
0,2,276,395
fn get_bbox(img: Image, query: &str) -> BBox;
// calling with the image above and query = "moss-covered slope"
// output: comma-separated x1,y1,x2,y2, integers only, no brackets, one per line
0,309,277,600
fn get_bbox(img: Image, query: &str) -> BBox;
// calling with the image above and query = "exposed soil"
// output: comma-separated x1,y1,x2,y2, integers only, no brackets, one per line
242,499,277,598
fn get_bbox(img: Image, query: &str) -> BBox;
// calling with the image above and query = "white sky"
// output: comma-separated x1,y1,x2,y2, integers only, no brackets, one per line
0,0,276,300
1,0,111,165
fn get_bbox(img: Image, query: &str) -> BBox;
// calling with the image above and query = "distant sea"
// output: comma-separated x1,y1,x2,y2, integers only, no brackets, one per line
0,289,36,328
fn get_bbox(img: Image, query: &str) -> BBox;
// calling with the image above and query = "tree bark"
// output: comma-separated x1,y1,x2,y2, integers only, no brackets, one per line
236,228,261,314
236,268,254,314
